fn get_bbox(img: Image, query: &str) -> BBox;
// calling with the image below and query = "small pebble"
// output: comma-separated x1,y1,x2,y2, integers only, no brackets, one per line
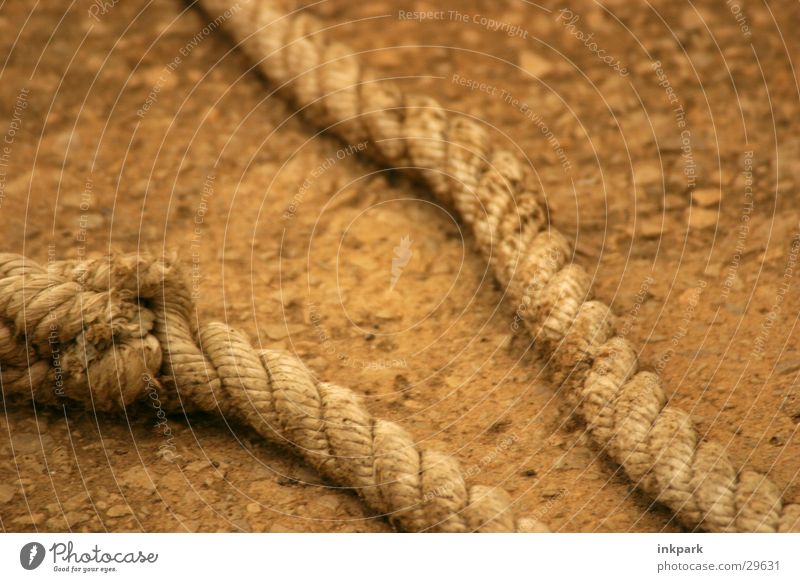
687,207,719,230
776,360,800,375
0,484,16,503
519,51,553,77
691,187,722,207
107,504,131,517
542,489,564,499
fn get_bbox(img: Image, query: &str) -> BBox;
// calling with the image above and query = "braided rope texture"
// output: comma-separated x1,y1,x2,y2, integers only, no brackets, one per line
197,0,800,532
0,252,548,533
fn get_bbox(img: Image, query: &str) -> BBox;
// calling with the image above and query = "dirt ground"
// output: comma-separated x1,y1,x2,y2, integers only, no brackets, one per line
1,0,799,532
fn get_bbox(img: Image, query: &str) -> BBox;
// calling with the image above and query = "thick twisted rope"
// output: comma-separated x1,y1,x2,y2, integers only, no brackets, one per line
0,253,548,532
197,0,800,532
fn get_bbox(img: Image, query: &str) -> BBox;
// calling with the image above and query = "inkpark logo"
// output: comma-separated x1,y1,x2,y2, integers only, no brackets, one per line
20,542,46,570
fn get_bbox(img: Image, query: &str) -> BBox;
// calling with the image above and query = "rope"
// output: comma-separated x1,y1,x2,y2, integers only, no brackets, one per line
197,0,800,532
0,253,548,532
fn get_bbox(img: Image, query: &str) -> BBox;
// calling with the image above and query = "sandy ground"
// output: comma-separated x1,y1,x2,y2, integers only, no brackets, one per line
1,0,799,532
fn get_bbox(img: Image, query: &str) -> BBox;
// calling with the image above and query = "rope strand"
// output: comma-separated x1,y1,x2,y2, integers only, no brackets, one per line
0,252,548,532
196,0,800,532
